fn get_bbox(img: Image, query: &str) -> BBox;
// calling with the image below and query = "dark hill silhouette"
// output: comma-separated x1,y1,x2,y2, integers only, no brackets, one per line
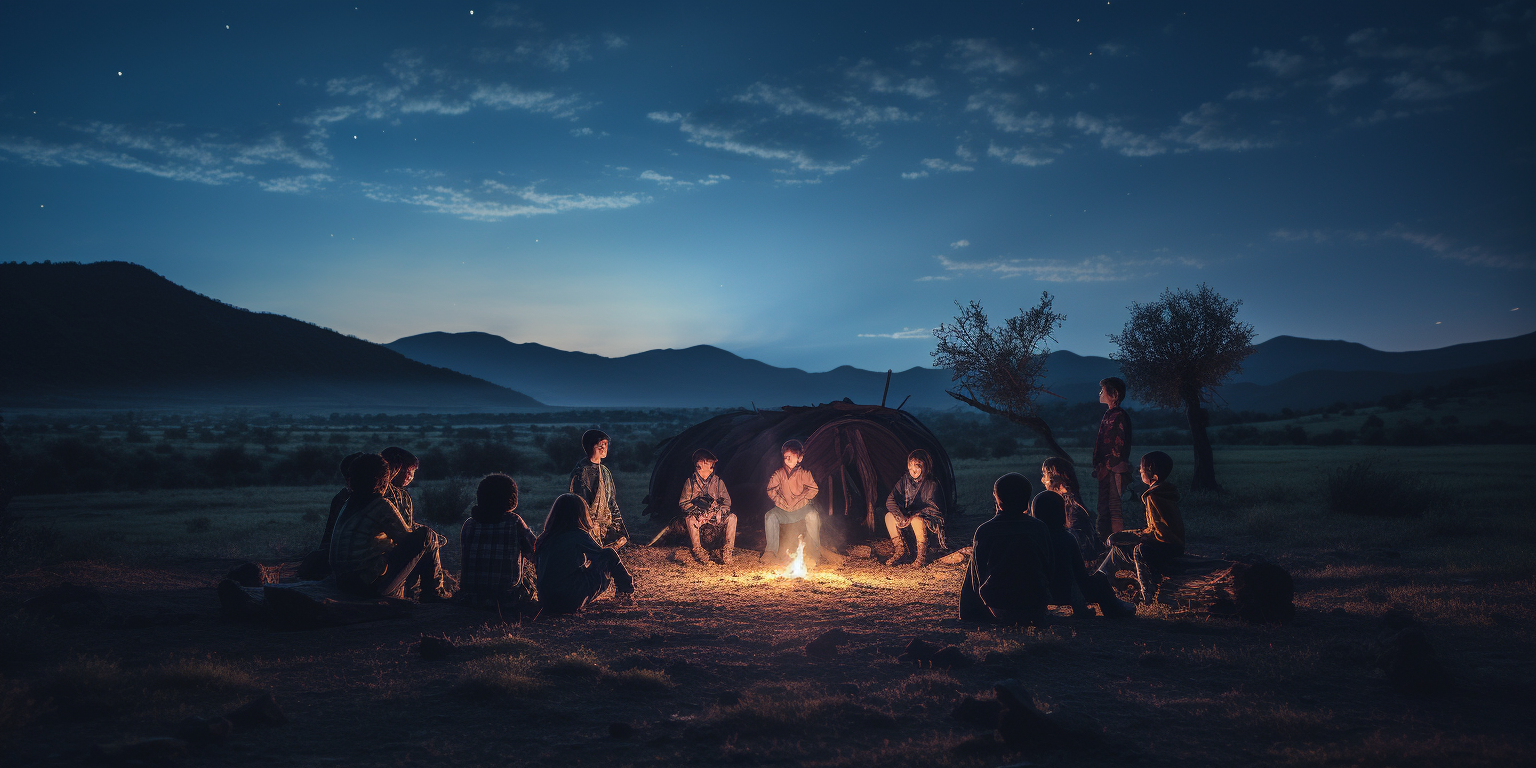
0,262,542,409
387,329,1536,411
1235,333,1536,385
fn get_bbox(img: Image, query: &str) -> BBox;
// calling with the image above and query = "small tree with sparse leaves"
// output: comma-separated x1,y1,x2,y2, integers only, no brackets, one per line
931,293,1073,464
1108,284,1255,491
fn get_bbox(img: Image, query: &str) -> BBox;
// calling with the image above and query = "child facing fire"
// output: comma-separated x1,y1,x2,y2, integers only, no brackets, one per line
679,449,736,565
882,448,945,567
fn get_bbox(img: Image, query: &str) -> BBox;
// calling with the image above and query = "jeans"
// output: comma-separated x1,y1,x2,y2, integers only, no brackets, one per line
1096,536,1180,600
763,505,821,555
358,528,441,598
1096,471,1129,538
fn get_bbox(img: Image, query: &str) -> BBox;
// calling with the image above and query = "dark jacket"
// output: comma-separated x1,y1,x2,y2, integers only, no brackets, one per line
1092,407,1133,477
959,509,1053,622
1138,482,1184,551
885,474,945,546
320,487,350,549
1044,528,1090,606
535,528,607,602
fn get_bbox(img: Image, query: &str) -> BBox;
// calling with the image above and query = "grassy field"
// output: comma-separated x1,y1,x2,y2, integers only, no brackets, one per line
2,444,1533,766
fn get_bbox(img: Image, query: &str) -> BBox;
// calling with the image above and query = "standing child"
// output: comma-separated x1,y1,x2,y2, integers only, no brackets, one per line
680,449,736,565
883,449,945,567
536,493,635,614
1095,451,1184,604
569,429,629,546
763,440,843,566
456,474,538,612
1091,377,1133,539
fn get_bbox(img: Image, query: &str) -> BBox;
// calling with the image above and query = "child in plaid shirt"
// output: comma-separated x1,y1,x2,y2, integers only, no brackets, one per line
456,474,538,611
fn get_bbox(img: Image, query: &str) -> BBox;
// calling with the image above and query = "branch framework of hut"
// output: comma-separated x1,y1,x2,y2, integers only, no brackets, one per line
640,400,957,550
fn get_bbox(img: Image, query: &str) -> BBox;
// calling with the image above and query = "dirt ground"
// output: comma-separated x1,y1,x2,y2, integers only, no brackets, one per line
3,523,1534,768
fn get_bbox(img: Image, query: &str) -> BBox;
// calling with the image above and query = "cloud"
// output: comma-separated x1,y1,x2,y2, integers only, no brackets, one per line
966,91,1054,134
1162,103,1271,152
0,122,330,189
901,170,928,179
1384,69,1484,101
734,83,914,128
845,59,940,98
1069,114,1166,157
950,240,970,248
639,169,680,185
949,39,1024,75
1250,48,1308,77
653,113,859,174
323,51,588,122
914,275,953,282
903,157,974,178
258,173,333,194
858,328,932,339
1382,227,1531,269
933,253,1202,282
362,180,647,221
986,142,1055,166
1326,68,1371,95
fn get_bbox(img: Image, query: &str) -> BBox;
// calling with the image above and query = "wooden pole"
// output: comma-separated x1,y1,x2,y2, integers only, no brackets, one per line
881,369,892,407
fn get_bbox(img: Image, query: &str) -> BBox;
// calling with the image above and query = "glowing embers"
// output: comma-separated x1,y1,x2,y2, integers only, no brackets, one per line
779,535,809,580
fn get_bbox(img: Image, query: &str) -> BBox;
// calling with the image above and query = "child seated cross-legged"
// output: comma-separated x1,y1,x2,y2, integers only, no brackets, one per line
1095,451,1184,604
455,473,539,613
1030,490,1136,619
535,493,635,614
958,473,1054,626
680,449,736,565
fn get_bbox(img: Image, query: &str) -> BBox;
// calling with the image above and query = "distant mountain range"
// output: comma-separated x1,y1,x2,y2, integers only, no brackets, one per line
385,329,1536,412
5,261,1531,414
0,262,542,410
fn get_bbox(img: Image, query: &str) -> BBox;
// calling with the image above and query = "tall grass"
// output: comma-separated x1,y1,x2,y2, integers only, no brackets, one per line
1326,462,1448,518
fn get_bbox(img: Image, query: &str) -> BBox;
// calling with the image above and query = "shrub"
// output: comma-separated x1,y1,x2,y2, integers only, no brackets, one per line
153,658,256,692
420,477,473,525
608,668,674,690
271,445,342,484
545,649,605,679
541,429,586,472
456,655,547,698
453,441,524,477
1326,462,1448,518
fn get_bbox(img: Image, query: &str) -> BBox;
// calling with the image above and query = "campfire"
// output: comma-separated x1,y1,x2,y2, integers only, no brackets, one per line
779,535,809,579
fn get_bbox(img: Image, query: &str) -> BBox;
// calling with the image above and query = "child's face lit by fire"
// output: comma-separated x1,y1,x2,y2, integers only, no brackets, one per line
783,451,801,470
592,439,609,461
393,465,417,488
1099,384,1119,407
908,458,923,480
1039,468,1059,492
1140,462,1158,486
696,460,714,479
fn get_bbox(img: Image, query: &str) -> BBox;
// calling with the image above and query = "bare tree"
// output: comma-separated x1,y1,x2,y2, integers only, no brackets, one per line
931,294,1073,464
1108,284,1255,491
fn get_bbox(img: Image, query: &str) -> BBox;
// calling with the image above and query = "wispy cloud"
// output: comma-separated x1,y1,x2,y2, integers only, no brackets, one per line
324,53,588,121
986,142,1055,167
0,122,329,188
1250,48,1308,77
846,59,939,99
1273,226,1531,269
1070,114,1166,157
734,83,914,128
933,253,1202,282
648,111,858,174
258,173,334,194
857,328,932,339
1162,103,1271,152
949,39,1025,75
638,170,730,188
950,239,970,248
362,180,647,221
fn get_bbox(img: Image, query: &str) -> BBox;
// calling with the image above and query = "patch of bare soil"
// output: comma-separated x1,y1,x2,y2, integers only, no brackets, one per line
2,543,1533,767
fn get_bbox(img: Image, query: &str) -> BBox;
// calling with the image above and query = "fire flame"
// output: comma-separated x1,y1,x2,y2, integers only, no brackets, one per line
780,535,809,579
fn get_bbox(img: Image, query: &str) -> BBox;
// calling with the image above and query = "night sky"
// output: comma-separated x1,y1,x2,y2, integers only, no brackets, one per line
2,1,1532,372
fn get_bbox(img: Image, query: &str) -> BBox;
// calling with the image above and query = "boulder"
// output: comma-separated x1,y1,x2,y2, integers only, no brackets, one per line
805,628,854,658
1376,628,1454,696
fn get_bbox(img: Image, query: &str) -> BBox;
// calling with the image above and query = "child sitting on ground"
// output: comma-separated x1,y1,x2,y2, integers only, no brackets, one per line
1030,490,1135,619
1039,457,1103,562
1095,451,1184,604
958,473,1054,626
536,493,635,614
680,449,736,565
330,453,451,601
884,448,945,567
456,473,538,612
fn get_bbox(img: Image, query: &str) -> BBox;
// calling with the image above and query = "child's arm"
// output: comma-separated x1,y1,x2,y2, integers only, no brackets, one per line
766,468,788,509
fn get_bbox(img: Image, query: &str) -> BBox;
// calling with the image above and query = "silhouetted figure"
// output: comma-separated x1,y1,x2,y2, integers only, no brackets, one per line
959,473,1053,626
456,473,538,612
297,451,364,580
1039,457,1103,562
536,493,635,614
1092,377,1133,537
1030,491,1135,619
330,454,450,600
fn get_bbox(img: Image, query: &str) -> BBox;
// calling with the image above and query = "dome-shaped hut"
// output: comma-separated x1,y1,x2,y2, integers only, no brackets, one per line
640,400,956,550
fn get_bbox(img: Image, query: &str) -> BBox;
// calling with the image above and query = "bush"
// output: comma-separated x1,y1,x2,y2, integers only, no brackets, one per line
1326,462,1448,518
541,429,586,472
420,477,473,525
270,445,343,484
